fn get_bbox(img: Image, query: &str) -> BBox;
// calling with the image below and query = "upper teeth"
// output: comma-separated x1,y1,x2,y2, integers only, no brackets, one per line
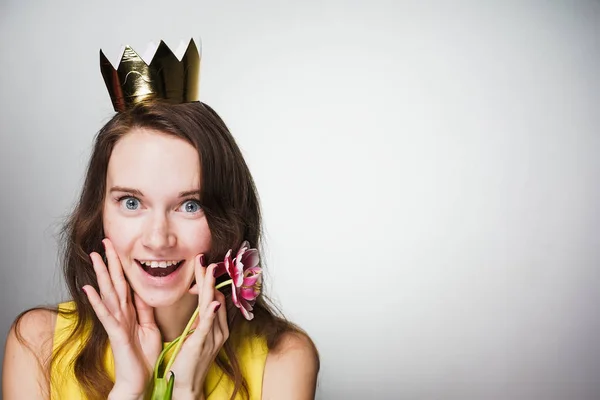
139,260,181,268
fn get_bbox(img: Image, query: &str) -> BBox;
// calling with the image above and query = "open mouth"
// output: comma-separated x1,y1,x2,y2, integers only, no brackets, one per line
135,260,184,278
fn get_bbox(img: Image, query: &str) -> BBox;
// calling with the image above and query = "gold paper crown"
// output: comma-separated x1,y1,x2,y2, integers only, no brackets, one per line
100,38,201,112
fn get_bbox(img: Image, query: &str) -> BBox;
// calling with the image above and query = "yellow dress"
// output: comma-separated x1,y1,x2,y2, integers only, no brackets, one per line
51,302,268,399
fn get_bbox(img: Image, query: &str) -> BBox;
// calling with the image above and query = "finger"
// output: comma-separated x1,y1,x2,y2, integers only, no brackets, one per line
82,285,121,336
133,292,156,328
189,301,220,348
211,300,227,347
214,290,228,342
201,262,217,313
211,314,221,349
187,254,205,296
193,256,209,311
103,238,130,304
193,254,206,293
90,252,120,312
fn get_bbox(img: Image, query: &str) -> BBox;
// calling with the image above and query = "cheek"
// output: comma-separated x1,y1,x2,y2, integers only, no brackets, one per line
103,210,140,254
179,219,212,250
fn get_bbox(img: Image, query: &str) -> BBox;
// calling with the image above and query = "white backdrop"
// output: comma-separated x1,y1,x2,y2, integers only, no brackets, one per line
1,1,599,399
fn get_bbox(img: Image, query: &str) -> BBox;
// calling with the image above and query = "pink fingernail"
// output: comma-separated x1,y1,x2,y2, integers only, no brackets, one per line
214,303,221,313
82,287,87,295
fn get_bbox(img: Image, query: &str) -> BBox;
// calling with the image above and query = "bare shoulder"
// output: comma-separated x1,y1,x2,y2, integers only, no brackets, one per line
270,330,319,360
2,308,57,399
7,308,56,350
262,331,320,400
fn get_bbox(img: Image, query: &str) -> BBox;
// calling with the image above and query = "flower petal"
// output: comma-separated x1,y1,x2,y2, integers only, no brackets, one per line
224,250,234,274
235,241,249,262
239,240,250,254
240,286,260,301
241,298,254,311
225,249,243,287
240,306,253,320
239,298,255,320
233,265,244,287
240,249,259,270
242,272,261,288
231,282,241,308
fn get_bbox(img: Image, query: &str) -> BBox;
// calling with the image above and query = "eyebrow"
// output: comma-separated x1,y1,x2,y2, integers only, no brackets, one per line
109,186,201,198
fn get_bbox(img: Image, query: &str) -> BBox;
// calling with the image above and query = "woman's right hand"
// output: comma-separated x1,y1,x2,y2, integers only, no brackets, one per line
83,238,162,400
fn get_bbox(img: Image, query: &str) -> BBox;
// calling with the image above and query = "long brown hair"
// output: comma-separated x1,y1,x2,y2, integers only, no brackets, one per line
15,101,318,399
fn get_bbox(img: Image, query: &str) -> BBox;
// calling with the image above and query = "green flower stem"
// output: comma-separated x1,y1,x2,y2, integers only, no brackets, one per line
150,279,234,399
161,279,233,377
162,308,198,377
214,279,232,291
151,329,195,399
153,335,185,380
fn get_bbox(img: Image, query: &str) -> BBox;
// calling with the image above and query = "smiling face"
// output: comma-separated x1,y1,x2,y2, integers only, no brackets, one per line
102,127,211,307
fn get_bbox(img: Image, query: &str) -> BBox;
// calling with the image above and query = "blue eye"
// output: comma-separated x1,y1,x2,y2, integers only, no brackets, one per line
181,200,202,213
119,196,140,210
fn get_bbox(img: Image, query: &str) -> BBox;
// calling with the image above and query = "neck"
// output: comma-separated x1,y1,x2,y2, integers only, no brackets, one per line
154,293,198,342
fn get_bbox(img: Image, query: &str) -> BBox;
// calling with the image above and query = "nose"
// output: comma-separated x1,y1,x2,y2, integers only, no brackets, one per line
142,212,177,251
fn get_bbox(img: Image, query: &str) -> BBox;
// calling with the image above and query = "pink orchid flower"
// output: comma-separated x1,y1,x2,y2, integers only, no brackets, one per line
217,241,262,320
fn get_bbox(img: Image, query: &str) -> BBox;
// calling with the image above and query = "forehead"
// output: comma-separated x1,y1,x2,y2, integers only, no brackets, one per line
106,128,200,193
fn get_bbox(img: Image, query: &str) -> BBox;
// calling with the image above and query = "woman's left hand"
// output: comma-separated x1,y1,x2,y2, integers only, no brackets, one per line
169,255,229,399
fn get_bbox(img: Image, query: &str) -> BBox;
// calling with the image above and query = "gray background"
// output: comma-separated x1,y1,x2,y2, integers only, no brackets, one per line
1,1,599,399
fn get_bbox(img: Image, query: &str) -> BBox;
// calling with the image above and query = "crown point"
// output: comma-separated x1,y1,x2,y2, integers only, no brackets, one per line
141,41,159,65
100,38,201,112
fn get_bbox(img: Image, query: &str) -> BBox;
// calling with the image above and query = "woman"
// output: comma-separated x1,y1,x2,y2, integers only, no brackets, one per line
2,101,319,399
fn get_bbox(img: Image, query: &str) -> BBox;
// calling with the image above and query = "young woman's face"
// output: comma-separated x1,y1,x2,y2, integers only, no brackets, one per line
102,128,211,307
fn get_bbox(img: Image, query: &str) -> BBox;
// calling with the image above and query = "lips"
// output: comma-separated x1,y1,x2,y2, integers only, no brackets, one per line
135,260,183,277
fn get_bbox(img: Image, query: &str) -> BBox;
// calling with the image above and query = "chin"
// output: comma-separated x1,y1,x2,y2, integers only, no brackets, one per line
134,286,191,308
127,259,195,308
